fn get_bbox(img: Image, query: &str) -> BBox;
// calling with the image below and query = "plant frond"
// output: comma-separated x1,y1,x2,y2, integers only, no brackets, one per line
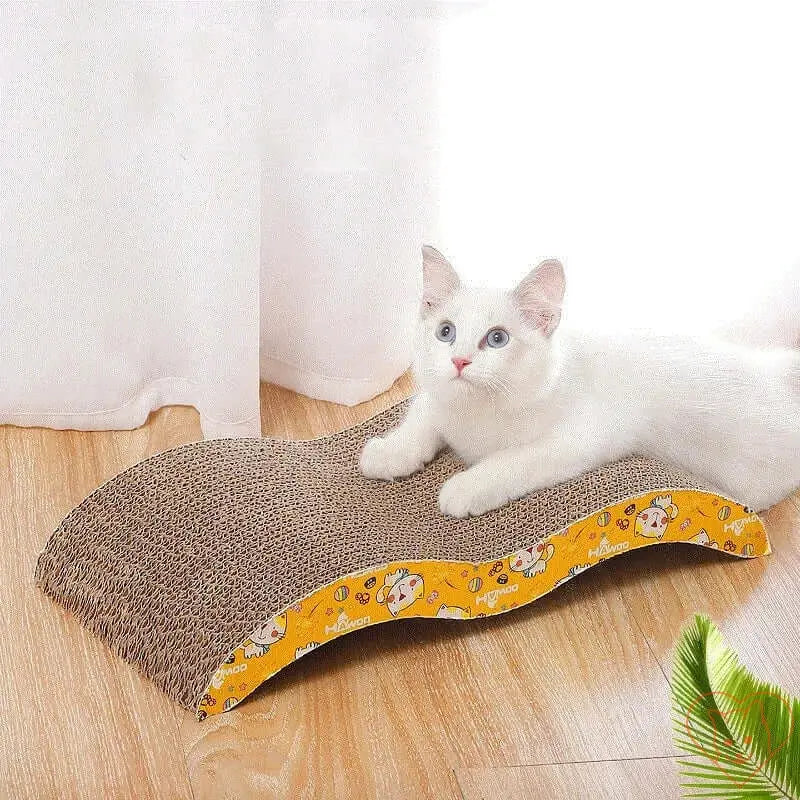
671,614,799,800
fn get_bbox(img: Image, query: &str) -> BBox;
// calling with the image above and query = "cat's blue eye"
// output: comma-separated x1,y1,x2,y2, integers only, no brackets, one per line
486,327,510,348
435,321,456,343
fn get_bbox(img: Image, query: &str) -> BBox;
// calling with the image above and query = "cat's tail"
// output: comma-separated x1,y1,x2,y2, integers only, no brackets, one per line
720,260,800,349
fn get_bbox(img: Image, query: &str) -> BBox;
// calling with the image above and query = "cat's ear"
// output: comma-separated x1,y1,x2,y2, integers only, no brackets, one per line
421,245,460,315
513,258,565,336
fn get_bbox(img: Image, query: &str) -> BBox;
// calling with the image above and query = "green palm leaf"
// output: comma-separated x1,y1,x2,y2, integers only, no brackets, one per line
671,614,800,799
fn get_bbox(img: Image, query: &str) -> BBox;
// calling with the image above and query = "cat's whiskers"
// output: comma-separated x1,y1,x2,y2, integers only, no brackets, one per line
492,374,514,395
487,380,499,420
484,373,514,403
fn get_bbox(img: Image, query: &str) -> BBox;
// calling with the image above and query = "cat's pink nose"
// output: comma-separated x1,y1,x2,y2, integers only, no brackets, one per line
452,356,472,376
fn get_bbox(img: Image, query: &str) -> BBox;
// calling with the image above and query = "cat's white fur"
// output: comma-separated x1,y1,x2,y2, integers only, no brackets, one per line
360,247,800,516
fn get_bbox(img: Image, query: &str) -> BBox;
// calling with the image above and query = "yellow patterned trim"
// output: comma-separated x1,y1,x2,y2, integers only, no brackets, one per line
197,490,770,718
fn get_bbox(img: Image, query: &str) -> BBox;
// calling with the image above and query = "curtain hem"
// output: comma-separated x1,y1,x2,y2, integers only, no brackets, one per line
0,377,261,439
260,354,409,406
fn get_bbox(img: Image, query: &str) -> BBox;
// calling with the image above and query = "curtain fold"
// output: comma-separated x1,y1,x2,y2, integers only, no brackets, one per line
258,7,442,404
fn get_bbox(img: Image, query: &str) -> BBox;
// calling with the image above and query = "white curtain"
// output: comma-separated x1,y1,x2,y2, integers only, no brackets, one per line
1,2,454,436
259,7,442,404
1,3,265,437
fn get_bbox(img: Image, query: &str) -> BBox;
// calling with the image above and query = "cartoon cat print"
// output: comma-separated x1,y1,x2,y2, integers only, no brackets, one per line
295,641,320,660
509,542,555,577
555,563,592,587
244,612,287,658
436,604,471,619
635,495,678,539
376,568,424,616
689,528,719,548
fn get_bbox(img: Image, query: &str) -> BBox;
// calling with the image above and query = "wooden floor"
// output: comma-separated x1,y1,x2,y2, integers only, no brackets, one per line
1,376,798,800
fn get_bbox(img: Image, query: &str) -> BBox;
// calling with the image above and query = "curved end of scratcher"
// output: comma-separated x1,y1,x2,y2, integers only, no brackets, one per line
34,400,771,721
197,492,769,719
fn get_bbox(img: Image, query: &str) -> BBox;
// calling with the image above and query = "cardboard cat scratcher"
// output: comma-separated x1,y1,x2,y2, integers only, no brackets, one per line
35,400,771,720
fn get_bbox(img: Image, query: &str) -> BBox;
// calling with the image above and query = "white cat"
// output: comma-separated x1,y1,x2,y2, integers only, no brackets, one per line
360,246,800,516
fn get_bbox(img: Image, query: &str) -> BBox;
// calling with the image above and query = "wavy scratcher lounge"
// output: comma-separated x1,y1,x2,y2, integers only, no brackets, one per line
35,400,770,720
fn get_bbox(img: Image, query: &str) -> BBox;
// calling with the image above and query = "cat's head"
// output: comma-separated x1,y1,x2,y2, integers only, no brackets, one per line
509,543,548,572
376,569,424,616
414,246,565,400
250,613,287,646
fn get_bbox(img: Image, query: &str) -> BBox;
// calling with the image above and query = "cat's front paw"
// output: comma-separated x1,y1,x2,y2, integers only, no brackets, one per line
438,470,508,518
359,436,424,481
